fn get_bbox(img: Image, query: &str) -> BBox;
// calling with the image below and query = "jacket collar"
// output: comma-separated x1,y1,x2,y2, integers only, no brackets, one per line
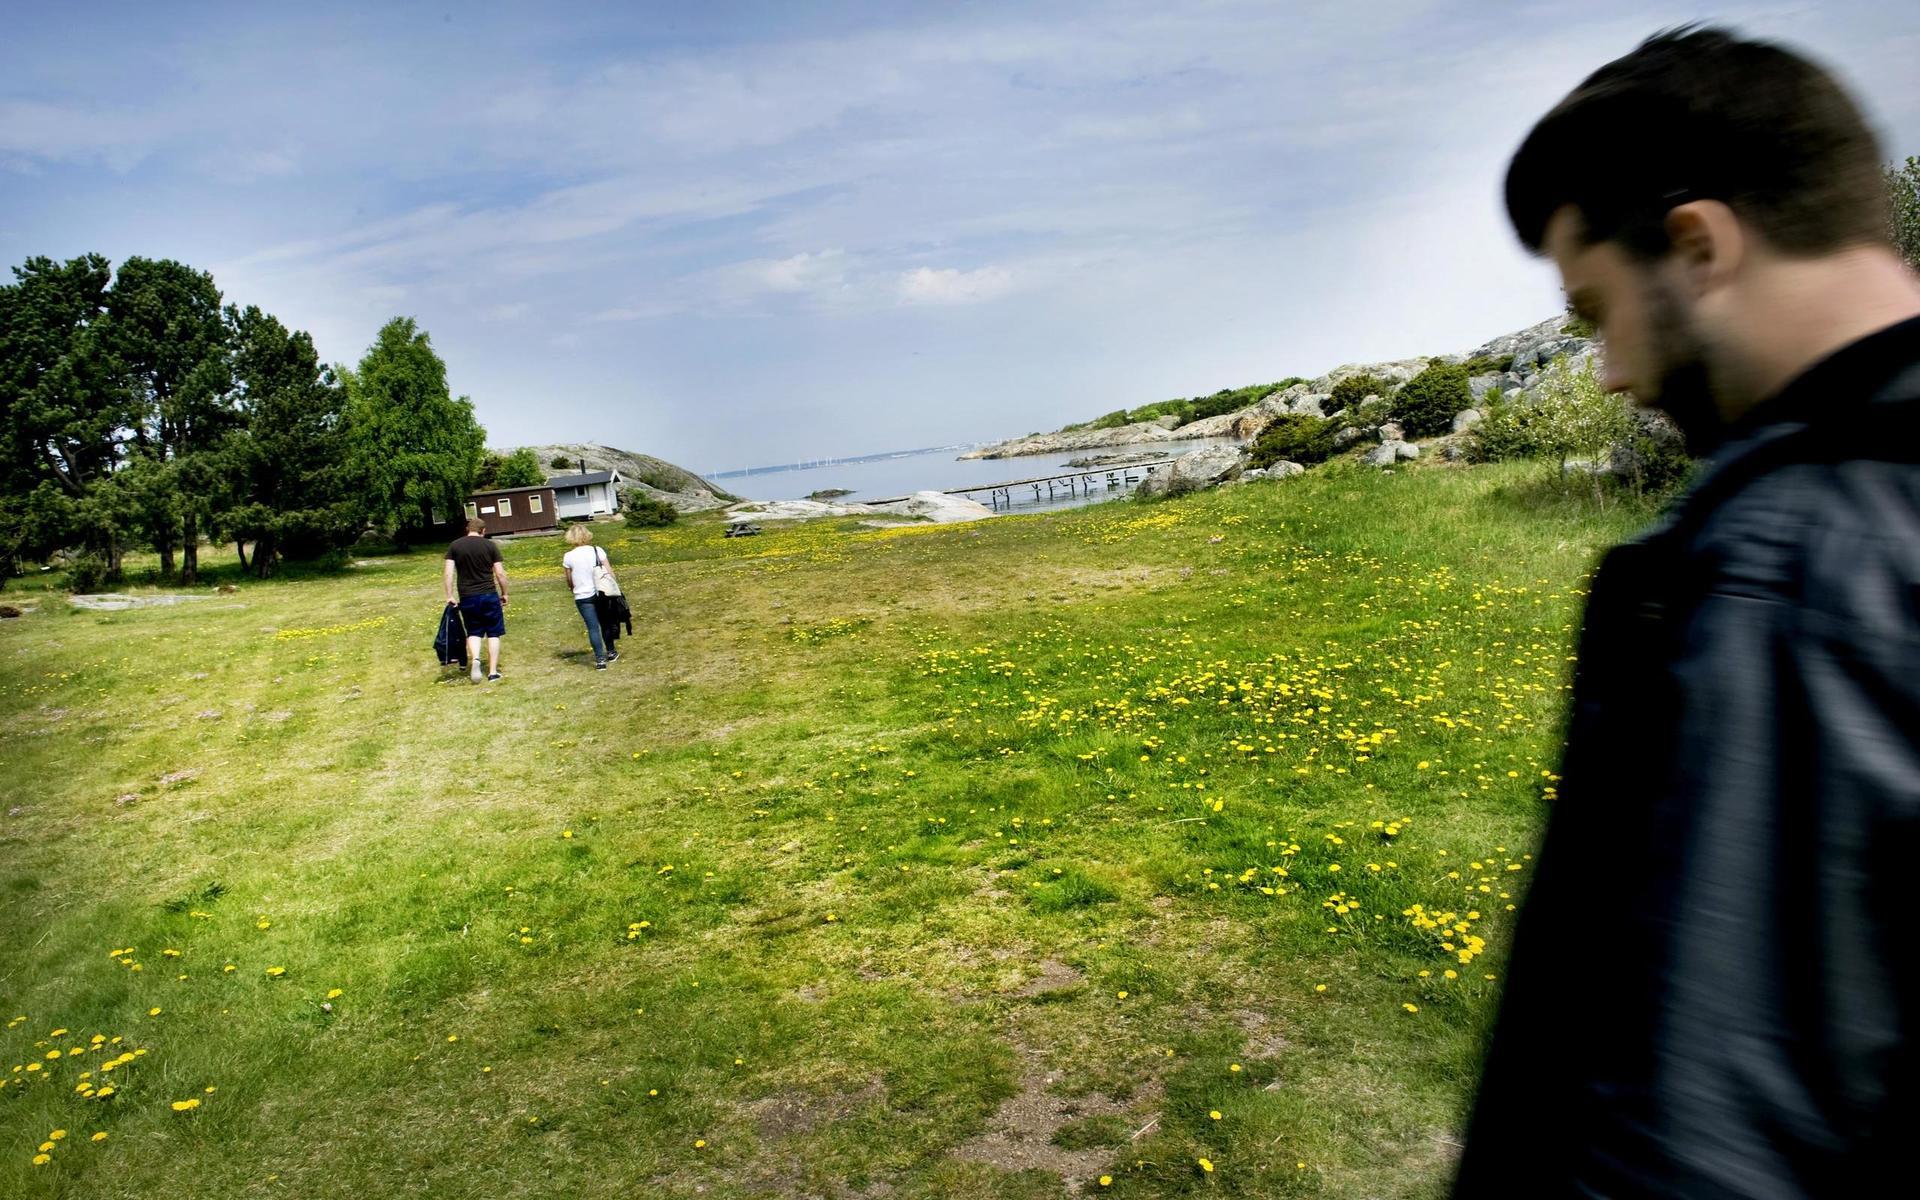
1642,315,1920,546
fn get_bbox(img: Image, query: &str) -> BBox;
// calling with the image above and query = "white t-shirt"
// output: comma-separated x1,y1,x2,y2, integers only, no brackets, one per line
563,545,602,600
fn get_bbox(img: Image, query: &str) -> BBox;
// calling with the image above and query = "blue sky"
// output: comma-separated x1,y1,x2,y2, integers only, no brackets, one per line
3,2,1915,472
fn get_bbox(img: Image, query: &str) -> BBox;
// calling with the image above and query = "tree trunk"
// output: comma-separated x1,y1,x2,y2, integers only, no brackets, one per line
182,515,199,585
253,539,276,579
159,538,175,578
236,540,249,570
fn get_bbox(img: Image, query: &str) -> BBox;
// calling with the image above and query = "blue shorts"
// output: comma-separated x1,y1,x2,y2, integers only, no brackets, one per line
458,592,505,638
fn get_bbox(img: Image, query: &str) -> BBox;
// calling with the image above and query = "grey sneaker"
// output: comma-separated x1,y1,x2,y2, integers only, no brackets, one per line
606,651,620,664
487,672,502,683
595,660,608,671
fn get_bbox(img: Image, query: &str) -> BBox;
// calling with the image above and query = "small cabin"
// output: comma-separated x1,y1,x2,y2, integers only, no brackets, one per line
546,470,623,519
450,485,560,535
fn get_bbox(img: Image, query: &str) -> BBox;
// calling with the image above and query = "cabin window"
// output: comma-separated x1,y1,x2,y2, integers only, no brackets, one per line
498,497,513,517
575,486,587,498
528,494,543,514
465,502,478,519
430,508,444,526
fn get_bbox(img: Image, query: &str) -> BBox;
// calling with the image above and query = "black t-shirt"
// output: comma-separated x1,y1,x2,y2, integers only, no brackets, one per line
445,535,503,598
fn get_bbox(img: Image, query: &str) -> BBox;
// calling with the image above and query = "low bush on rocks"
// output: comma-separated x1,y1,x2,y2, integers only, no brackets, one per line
1393,362,1473,438
1247,414,1338,469
1329,372,1394,415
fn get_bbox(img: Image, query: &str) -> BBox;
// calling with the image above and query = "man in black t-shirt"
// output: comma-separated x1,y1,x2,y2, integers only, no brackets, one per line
443,519,510,682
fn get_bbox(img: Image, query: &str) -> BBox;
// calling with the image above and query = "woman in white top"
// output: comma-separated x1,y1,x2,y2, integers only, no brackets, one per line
560,525,616,669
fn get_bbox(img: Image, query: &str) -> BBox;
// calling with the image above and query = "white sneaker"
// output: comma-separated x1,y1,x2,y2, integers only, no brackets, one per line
470,662,483,683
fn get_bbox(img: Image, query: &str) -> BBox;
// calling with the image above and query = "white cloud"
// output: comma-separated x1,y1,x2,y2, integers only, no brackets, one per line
896,265,1014,305
757,250,846,294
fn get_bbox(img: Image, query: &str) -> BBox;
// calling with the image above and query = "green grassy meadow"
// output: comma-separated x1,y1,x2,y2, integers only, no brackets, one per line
0,462,1655,1198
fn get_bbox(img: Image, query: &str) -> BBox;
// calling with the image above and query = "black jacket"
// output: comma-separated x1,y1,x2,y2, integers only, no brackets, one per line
1455,319,1920,1198
593,591,632,644
433,602,468,667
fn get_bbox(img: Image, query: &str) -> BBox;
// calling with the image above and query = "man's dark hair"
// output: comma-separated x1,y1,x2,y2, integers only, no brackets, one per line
466,517,486,534
1506,26,1887,258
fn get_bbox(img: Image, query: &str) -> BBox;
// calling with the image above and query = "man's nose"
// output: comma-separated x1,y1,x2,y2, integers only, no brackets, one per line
1602,353,1633,395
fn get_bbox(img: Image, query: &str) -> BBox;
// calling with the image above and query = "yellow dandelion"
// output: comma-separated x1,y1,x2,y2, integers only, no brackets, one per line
265,966,286,977
170,1098,201,1112
92,1132,108,1142
1198,1157,1214,1173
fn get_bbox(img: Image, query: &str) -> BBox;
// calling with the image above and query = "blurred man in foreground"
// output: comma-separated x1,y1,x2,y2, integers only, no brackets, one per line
1456,26,1920,1198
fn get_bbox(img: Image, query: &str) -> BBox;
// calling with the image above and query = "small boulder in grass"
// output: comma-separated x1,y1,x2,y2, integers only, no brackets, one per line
0,605,22,619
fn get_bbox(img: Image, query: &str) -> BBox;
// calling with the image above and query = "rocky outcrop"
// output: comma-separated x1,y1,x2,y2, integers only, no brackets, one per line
1363,441,1419,467
964,312,1602,473
958,415,1188,460
1138,444,1248,495
1312,358,1428,394
522,442,737,512
1239,461,1305,483
1460,315,1601,396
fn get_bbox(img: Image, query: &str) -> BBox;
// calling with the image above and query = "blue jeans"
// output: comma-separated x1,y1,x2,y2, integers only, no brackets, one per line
575,597,608,663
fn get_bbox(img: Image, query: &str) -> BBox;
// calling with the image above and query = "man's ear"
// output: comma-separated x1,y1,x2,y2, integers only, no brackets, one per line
1664,200,1745,296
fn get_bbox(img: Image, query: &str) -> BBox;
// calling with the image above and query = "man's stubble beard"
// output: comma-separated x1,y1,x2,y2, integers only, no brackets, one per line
1640,277,1724,457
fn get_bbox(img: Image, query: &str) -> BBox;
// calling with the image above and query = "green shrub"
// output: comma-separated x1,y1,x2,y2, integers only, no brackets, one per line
1531,358,1632,475
1393,362,1473,438
1179,382,1281,425
549,454,574,469
1247,414,1337,469
1461,353,1517,375
622,497,679,528
1469,393,1540,462
1088,409,1133,430
1351,396,1391,427
1559,307,1597,338
1124,399,1193,425
494,449,545,488
1329,372,1392,414
65,552,117,593
1615,415,1694,494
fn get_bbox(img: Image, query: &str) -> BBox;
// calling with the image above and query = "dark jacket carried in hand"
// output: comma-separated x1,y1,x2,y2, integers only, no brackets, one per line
593,591,632,646
433,602,469,667
1455,318,1920,1199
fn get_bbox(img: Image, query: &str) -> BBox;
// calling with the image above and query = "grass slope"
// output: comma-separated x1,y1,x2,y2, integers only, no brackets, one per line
0,462,1654,1198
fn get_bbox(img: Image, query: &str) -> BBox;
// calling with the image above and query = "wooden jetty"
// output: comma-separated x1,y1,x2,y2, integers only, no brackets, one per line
869,458,1180,511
